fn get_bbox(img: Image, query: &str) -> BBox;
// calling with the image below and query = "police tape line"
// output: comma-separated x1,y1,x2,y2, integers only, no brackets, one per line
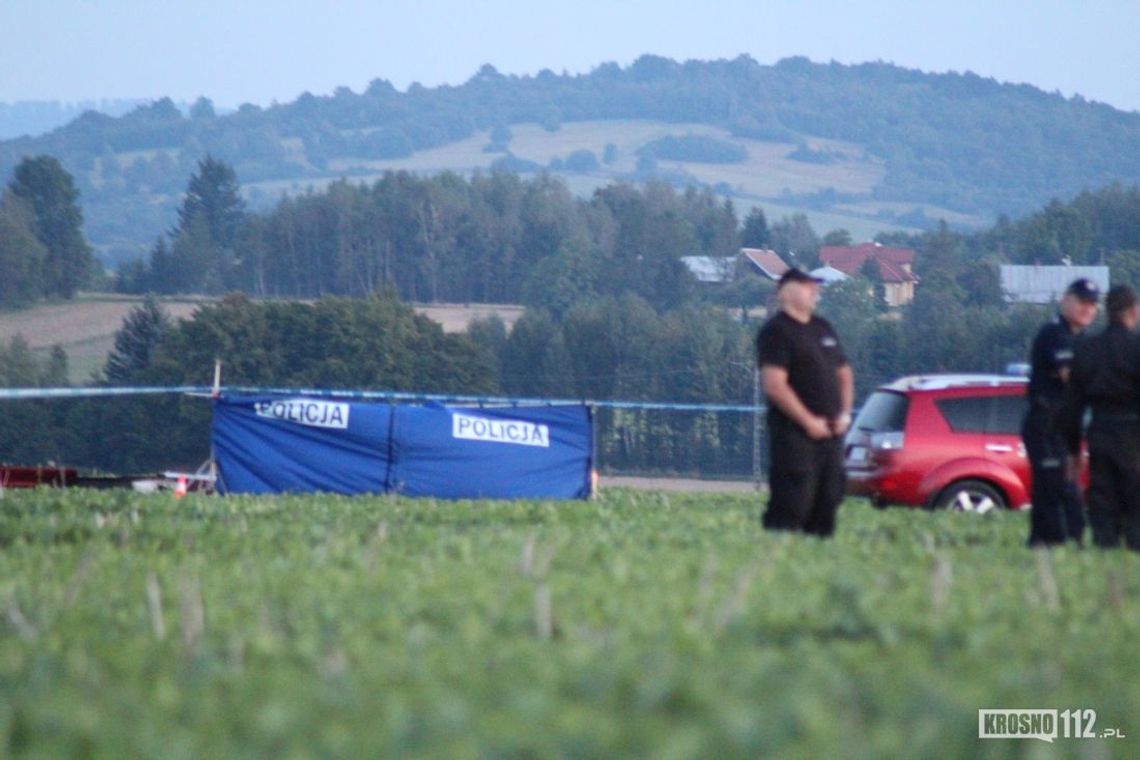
0,385,765,414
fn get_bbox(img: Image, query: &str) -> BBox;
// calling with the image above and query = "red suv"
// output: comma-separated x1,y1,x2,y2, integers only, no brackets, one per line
844,374,1036,512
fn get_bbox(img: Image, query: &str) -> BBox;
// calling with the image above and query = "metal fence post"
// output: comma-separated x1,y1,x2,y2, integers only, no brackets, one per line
753,365,763,493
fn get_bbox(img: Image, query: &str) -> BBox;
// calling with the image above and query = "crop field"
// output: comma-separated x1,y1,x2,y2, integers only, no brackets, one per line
327,121,888,200
0,296,523,384
251,119,949,241
1,489,1137,758
0,296,206,383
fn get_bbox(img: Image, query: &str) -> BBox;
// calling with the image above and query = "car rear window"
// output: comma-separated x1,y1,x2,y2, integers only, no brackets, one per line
936,397,991,433
854,391,908,433
935,393,1028,434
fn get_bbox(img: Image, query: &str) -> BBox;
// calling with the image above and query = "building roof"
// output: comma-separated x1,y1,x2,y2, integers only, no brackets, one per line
680,256,735,283
818,243,918,284
810,265,849,284
740,248,790,280
999,265,1110,304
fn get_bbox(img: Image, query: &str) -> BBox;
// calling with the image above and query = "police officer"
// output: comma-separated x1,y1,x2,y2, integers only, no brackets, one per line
756,268,854,537
1022,277,1099,546
1061,285,1140,551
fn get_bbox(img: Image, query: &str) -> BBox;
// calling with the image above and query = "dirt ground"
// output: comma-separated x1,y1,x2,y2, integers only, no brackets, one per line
599,475,763,493
411,303,525,332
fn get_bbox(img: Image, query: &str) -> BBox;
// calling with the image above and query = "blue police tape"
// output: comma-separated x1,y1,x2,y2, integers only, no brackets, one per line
0,386,212,399
0,385,764,414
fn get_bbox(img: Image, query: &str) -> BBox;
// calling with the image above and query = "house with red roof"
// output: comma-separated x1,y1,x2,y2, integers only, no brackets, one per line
739,248,790,280
818,242,919,306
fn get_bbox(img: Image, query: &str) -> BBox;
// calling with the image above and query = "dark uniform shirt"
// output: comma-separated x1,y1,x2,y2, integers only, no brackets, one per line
755,311,848,423
1027,313,1078,411
1061,322,1140,453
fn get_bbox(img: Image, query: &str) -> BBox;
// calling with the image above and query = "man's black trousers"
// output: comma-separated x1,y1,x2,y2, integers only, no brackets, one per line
763,417,845,537
1022,409,1086,545
1085,421,1140,551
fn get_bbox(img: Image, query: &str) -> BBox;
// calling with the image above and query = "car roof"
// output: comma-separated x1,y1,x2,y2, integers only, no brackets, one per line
880,374,1028,392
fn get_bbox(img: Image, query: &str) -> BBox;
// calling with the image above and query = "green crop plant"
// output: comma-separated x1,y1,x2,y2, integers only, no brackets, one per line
1,489,1137,758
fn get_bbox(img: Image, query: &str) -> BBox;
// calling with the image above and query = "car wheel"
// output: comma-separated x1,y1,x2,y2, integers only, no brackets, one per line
932,479,1005,514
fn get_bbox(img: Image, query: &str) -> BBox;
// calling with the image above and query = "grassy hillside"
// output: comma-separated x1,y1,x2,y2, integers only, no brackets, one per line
1,488,1136,756
247,120,905,246
328,121,910,238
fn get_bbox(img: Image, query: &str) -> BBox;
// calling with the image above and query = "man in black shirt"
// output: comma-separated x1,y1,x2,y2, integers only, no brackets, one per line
755,268,854,537
1021,277,1099,546
1061,285,1140,551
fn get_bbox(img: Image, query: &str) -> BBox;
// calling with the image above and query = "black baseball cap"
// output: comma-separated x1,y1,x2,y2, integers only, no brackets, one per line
777,267,824,289
1065,278,1100,303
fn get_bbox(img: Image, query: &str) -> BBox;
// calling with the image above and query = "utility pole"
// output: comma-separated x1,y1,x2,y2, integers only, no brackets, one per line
753,364,763,493
730,359,765,492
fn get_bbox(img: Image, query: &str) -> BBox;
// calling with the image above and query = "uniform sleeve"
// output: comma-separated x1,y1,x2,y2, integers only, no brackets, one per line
1132,337,1140,414
756,321,790,369
1029,329,1048,374
1058,349,1087,454
1037,325,1073,377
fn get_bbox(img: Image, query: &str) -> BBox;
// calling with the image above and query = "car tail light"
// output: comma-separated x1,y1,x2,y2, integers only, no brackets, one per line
869,431,905,451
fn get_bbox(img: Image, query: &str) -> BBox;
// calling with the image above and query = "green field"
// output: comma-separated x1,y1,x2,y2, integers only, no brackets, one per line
246,119,972,241
1,489,1137,758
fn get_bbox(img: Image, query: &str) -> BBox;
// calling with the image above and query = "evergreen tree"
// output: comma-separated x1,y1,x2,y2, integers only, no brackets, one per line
1107,249,1140,290
42,345,69,386
769,213,820,268
103,296,174,383
165,156,247,293
0,337,62,465
858,257,887,311
822,229,853,247
0,336,40,386
740,206,770,248
177,156,245,246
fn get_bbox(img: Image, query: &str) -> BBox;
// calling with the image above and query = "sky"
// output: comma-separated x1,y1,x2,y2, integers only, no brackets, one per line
2,0,1139,114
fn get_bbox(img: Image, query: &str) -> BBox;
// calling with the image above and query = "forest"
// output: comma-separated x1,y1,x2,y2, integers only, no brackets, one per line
4,152,1140,475
3,54,1140,266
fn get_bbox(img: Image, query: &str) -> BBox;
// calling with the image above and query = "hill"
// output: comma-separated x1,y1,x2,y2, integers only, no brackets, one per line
0,98,153,140
3,54,1140,268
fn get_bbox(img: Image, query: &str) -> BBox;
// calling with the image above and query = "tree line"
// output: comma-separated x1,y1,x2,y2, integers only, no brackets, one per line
116,158,1140,309
6,155,1140,475
117,159,741,314
0,277,1077,476
0,293,498,472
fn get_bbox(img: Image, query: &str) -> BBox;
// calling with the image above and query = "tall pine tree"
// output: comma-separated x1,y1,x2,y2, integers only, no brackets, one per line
163,155,246,293
103,296,173,383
